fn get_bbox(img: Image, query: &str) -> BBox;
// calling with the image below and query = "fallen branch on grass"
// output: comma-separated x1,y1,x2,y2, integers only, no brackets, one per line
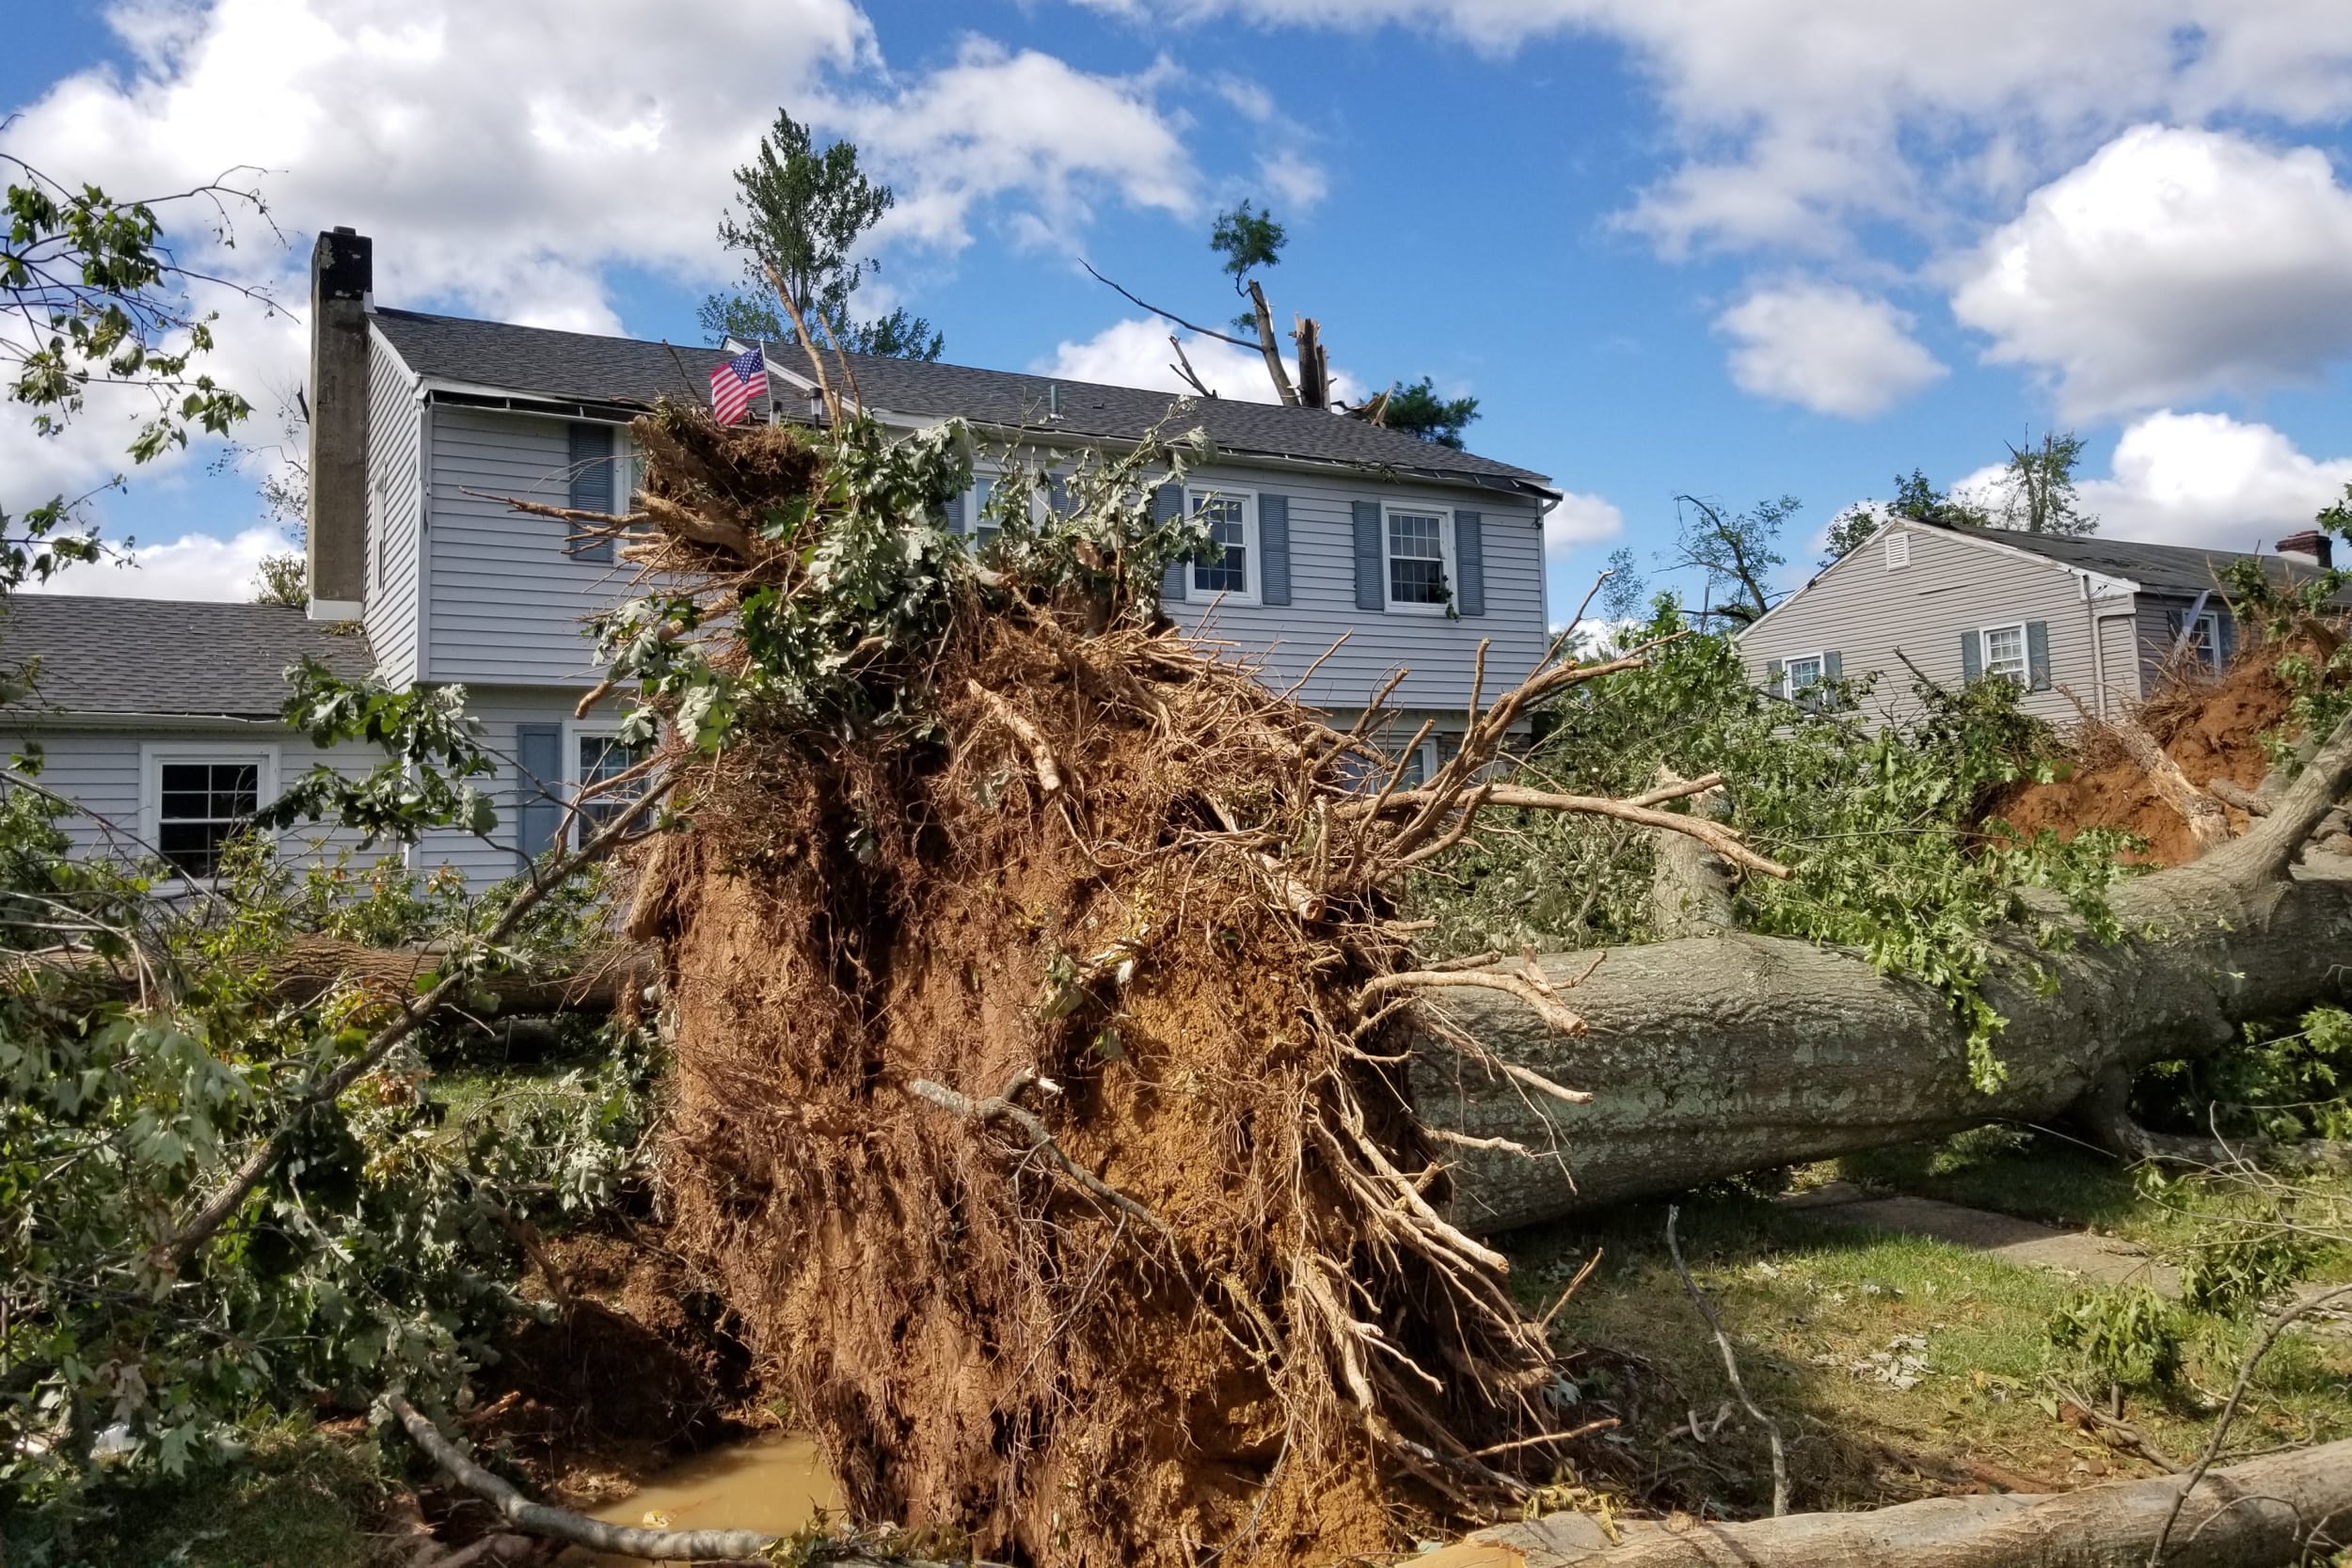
1664,1205,1786,1518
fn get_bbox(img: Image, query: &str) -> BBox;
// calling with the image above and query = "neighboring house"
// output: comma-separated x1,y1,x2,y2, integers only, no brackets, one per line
1738,516,2347,723
4,228,1559,887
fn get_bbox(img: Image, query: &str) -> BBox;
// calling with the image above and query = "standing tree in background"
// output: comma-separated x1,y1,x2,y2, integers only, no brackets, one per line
1994,429,2099,536
3,155,266,594
1818,503,1882,567
1082,200,1482,444
697,108,943,361
1668,493,1795,626
1889,467,1992,528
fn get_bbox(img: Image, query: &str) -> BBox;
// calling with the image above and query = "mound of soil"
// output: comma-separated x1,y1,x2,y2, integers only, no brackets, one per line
1994,655,2295,865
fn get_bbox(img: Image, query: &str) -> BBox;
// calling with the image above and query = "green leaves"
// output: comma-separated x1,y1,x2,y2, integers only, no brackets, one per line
257,661,498,847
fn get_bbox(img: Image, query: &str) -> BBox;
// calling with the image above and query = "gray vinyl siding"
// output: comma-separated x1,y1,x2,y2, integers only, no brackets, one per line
408,685,599,891
363,330,425,687
425,407,631,687
1739,524,2105,725
1,724,389,870
1165,463,1548,713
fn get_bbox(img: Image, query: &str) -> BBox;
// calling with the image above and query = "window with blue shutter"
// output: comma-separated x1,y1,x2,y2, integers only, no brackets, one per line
1352,500,1384,611
514,723,564,861
1259,494,1292,607
2025,621,2051,690
1454,510,1485,617
567,424,614,564
1154,483,1186,603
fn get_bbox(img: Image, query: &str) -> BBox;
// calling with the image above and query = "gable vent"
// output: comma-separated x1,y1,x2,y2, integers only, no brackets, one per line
1884,531,1912,570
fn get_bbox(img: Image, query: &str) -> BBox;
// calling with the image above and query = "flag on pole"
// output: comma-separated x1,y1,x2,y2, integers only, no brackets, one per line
709,347,767,426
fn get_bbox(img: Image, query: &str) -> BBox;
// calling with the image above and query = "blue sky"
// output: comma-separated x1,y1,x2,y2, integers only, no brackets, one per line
10,0,2352,608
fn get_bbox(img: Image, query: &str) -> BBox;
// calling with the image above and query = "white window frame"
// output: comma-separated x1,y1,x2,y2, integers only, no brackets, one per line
1187,485,1259,605
139,741,279,879
564,722,651,848
1382,503,1455,616
2185,609,2224,672
1977,621,2029,685
612,429,643,515
1781,651,1828,700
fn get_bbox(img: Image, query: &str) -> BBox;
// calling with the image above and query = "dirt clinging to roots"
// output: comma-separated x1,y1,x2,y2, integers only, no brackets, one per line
617,409,1567,1566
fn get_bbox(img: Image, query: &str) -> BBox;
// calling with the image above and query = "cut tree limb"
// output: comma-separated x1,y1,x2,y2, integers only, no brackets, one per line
1428,713,2352,1231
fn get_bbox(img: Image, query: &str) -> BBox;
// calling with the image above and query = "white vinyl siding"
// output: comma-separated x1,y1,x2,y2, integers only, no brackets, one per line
362,329,426,687
1161,466,1546,714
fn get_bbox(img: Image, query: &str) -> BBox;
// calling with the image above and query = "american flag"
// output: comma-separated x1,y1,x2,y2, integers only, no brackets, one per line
708,347,767,426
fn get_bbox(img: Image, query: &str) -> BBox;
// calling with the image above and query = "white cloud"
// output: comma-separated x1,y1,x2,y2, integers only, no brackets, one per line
1939,411,2352,551
2078,411,2352,550
1112,1,2352,255
1544,489,1622,568
1,2,1215,556
1037,316,1363,404
1716,284,1947,419
830,40,1197,254
1950,125,2352,419
23,526,294,602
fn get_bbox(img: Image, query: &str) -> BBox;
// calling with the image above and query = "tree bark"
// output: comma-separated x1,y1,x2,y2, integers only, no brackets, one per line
1428,717,2352,1233
1464,1435,2352,1567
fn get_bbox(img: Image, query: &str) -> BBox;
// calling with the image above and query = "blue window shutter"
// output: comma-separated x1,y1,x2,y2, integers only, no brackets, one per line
1960,631,1983,683
1454,510,1485,616
1823,650,1842,681
2217,611,2238,665
1765,657,1784,696
1259,494,1292,607
1353,500,1384,610
2026,620,2051,690
515,723,564,861
1154,483,1185,602
567,424,614,563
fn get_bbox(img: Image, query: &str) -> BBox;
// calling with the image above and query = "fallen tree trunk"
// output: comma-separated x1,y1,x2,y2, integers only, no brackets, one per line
1463,1434,2352,1567
1432,714,2352,1233
8,937,649,1016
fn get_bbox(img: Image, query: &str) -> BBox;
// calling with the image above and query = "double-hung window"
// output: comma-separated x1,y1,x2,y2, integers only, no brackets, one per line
571,730,648,847
2183,610,2224,673
1384,506,1452,611
1981,623,2028,684
1784,654,1825,697
1188,488,1255,602
143,745,276,879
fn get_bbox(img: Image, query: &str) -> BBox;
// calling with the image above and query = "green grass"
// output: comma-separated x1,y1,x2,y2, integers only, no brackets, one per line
0,1425,396,1568
1504,1179,2352,1522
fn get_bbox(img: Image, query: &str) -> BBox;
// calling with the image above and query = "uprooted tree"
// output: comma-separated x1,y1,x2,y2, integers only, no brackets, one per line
532,377,2352,1564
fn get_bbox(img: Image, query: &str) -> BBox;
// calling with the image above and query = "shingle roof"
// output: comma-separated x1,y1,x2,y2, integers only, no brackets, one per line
371,307,1555,495
1944,524,2352,599
0,596,375,719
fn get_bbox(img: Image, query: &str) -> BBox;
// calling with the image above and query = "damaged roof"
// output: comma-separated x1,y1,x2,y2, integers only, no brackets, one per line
371,307,1555,497
0,596,374,720
1942,524,2352,599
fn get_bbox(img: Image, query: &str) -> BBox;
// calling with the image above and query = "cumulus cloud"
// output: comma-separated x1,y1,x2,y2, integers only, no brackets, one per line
1940,411,2352,551
1715,284,1946,419
1950,125,2352,418
1036,317,1363,404
22,526,295,602
1543,490,1623,567
1,2,1219,554
1102,1,2352,255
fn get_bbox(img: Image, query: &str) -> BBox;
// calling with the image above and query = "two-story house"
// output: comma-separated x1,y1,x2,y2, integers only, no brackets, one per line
1,228,1560,887
1738,515,2347,722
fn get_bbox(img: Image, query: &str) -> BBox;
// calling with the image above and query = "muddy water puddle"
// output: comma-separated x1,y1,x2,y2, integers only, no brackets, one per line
558,1431,837,1565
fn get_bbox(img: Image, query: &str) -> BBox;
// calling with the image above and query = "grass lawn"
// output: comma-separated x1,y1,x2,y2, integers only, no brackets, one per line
1502,1148,2352,1523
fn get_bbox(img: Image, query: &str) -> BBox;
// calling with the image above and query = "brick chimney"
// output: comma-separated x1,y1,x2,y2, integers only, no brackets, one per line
305,227,373,620
2276,530,2334,570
